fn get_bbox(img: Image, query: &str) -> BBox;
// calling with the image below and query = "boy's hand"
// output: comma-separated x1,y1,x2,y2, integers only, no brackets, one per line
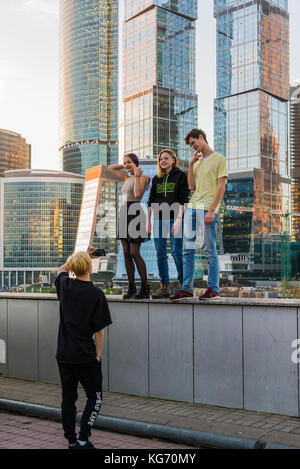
87,246,98,258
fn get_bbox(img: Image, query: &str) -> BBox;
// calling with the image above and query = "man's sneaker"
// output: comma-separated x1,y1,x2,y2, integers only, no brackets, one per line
74,441,96,449
199,287,220,300
169,290,194,302
152,283,170,299
68,442,76,450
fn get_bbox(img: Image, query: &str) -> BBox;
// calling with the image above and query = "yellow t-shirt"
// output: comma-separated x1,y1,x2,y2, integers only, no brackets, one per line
188,152,228,212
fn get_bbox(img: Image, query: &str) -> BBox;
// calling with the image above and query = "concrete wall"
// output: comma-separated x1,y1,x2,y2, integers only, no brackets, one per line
0,295,300,416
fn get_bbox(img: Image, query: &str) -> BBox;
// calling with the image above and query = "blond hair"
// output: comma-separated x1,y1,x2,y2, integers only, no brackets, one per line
157,149,178,178
66,251,92,277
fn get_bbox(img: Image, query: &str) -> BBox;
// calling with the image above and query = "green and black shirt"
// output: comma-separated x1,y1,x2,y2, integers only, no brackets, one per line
147,167,190,220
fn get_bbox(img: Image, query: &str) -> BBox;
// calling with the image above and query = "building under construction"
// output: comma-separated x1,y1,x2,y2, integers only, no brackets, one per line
290,85,300,243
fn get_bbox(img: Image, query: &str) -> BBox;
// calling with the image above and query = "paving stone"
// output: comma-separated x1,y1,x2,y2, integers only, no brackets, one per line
0,411,195,450
290,427,300,436
1,376,300,448
280,426,300,433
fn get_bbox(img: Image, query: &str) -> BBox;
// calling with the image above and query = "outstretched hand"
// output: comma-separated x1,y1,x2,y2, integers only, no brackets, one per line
87,246,99,258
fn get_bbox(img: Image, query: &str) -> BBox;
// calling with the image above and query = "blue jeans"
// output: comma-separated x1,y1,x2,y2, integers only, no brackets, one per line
153,219,183,284
182,208,220,293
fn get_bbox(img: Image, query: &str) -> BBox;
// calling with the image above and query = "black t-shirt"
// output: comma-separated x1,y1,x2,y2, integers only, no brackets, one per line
55,272,112,364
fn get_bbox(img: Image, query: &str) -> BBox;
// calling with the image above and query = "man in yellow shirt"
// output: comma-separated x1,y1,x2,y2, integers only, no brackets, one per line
170,129,228,301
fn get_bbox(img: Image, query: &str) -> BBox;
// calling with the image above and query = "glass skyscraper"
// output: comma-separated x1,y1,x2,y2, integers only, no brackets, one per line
214,0,290,280
123,0,198,162
0,170,84,288
0,129,31,177
59,0,118,175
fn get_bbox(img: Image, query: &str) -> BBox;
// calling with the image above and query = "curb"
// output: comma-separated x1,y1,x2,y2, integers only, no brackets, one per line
0,399,298,450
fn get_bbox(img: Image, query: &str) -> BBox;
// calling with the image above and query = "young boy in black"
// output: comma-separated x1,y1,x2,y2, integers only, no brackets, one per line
55,249,112,449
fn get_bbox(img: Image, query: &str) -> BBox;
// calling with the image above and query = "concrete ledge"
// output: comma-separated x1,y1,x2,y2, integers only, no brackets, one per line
0,292,300,307
1,296,300,416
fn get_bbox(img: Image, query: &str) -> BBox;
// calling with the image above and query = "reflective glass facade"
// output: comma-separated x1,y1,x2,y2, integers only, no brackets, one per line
1,171,83,273
124,0,198,161
75,165,120,256
0,129,31,177
290,85,300,242
59,0,118,175
214,0,289,100
214,0,290,280
215,90,288,176
125,0,198,21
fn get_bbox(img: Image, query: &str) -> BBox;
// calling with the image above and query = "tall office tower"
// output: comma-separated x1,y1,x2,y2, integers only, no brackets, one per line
59,0,118,175
214,0,290,281
123,0,198,163
0,129,31,177
290,84,300,243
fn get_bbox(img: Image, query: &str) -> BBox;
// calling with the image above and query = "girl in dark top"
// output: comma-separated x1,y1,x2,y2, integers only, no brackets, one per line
147,149,190,299
108,153,150,300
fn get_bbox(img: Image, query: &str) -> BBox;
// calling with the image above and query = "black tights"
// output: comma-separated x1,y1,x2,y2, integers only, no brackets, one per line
121,240,147,285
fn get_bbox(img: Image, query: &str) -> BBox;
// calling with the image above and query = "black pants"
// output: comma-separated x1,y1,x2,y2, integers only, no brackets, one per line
57,360,103,443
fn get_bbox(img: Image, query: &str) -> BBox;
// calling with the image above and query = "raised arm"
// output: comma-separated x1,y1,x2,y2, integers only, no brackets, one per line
188,153,201,190
57,263,68,276
108,164,128,182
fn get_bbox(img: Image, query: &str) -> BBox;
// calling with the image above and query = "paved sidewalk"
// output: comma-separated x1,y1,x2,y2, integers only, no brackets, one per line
0,411,194,450
0,377,300,448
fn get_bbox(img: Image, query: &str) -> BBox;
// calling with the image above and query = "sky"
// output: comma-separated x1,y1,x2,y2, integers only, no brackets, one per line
0,0,299,171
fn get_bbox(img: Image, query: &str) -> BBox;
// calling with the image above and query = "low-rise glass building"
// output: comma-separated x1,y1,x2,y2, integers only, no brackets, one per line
0,170,84,288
